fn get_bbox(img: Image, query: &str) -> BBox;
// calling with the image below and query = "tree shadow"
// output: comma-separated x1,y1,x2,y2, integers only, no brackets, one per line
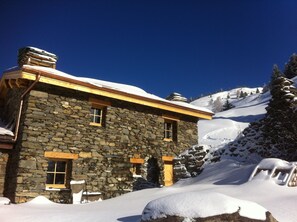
215,114,265,123
117,215,141,222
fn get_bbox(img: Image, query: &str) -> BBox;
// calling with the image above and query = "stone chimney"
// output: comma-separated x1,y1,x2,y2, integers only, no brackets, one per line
18,47,58,69
166,92,188,102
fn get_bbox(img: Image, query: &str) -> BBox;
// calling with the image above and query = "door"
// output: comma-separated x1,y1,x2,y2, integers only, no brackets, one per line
163,161,173,186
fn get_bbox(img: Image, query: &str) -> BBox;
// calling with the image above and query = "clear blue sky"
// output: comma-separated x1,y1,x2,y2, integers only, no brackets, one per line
1,0,297,99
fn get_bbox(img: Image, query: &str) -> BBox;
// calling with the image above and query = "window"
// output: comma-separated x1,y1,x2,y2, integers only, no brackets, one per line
131,164,142,177
46,160,68,189
164,120,173,140
163,119,177,141
130,157,144,178
90,106,104,126
89,98,111,127
44,151,78,190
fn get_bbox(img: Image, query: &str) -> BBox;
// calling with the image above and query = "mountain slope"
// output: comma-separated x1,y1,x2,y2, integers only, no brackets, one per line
192,77,297,163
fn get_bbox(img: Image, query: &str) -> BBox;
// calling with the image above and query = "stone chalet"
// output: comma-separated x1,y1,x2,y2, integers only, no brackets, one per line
0,47,213,203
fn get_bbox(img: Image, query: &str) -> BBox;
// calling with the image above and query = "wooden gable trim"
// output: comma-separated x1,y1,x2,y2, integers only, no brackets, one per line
44,151,78,160
1,68,213,120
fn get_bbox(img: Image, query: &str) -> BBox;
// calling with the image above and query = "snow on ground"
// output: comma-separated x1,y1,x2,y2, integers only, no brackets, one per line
1,159,296,222
196,90,270,151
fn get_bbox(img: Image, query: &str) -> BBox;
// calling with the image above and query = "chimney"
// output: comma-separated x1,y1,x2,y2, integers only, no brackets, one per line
18,47,58,69
166,92,188,102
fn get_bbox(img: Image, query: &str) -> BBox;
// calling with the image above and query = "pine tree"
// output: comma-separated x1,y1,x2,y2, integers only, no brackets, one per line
222,99,234,111
269,64,283,90
262,75,297,160
284,53,297,79
256,88,260,94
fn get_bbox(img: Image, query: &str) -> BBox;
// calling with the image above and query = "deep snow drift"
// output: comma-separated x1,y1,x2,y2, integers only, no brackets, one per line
1,159,297,222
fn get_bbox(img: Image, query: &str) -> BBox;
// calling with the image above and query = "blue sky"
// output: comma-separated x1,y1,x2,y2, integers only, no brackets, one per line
0,0,297,99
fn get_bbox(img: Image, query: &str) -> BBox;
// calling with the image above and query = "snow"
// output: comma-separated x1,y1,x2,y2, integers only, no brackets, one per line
0,197,10,205
1,159,297,221
20,65,212,114
257,158,293,170
141,191,267,221
70,180,85,185
23,46,58,59
0,75,296,221
0,120,14,136
196,89,270,152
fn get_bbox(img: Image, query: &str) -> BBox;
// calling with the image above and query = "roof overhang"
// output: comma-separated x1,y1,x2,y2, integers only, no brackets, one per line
1,66,213,120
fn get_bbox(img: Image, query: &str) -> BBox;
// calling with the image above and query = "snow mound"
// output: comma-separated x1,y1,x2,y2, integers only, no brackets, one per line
257,158,293,170
141,191,268,221
0,197,10,205
26,196,56,205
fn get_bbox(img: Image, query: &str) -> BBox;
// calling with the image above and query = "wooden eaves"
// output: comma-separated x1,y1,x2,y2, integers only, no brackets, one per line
0,66,213,120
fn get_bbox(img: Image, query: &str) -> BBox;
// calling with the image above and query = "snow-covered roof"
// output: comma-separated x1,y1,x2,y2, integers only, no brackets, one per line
3,65,213,119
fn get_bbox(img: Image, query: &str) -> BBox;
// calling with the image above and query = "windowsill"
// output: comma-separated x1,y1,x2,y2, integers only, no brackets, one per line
46,185,67,191
163,138,173,142
89,122,102,127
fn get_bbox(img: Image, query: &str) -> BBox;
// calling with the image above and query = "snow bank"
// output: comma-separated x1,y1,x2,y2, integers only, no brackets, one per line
257,158,293,170
141,191,267,221
26,196,56,205
0,197,10,205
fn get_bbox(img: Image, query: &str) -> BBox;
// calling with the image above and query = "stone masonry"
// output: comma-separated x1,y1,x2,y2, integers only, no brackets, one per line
3,83,198,203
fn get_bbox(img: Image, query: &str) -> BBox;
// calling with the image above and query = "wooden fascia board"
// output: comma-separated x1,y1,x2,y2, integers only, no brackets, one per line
2,69,213,119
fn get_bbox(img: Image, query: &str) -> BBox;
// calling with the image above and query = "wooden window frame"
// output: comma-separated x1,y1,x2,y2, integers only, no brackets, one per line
44,152,77,190
90,106,105,126
163,117,178,142
46,159,68,189
130,158,144,177
89,98,111,127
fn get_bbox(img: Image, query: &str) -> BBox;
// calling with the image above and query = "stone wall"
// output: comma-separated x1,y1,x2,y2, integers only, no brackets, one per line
4,84,198,203
0,151,9,195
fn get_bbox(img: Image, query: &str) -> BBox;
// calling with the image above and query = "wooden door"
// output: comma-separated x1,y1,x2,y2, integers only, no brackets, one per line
163,161,173,186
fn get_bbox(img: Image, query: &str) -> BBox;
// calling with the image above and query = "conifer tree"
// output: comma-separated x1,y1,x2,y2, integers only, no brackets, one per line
222,99,234,111
262,75,297,160
284,53,297,79
269,64,283,90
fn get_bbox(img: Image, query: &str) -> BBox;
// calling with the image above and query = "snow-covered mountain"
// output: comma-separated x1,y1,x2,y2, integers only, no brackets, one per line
191,87,263,113
192,77,296,163
191,87,268,153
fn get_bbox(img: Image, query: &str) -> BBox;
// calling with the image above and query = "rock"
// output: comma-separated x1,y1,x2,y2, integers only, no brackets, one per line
140,192,278,222
141,211,277,222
